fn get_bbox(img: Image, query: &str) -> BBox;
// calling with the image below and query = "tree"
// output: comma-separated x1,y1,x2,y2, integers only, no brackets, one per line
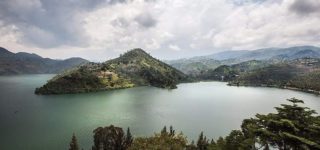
169,126,175,137
161,126,167,136
197,132,209,150
216,137,226,149
129,126,187,150
224,130,245,150
125,128,133,146
241,98,320,150
69,133,80,150
92,125,133,150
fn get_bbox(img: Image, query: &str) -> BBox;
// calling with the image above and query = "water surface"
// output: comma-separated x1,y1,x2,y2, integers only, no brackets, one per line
0,74,319,150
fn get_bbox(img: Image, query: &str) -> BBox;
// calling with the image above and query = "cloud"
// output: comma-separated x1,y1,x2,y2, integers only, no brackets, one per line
289,0,320,15
169,44,181,51
0,0,320,60
134,13,157,28
0,0,126,48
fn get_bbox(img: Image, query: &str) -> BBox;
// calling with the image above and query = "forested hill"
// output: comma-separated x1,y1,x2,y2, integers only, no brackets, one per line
0,47,88,75
167,46,320,75
229,58,320,92
203,58,320,93
35,48,189,95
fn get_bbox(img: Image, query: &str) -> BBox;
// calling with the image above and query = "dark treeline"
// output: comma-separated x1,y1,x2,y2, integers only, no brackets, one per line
69,98,320,150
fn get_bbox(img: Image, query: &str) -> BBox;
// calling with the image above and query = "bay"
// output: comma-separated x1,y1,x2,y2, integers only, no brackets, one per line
0,74,319,150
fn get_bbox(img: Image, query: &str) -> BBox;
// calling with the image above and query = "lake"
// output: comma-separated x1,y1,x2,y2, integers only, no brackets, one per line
0,74,319,150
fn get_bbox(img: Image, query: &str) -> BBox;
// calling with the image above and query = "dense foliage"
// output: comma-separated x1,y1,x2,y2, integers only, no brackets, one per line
228,58,320,93
288,71,320,92
91,125,133,150
230,64,301,87
239,98,320,149
70,98,320,150
35,48,189,94
129,126,188,149
198,65,237,81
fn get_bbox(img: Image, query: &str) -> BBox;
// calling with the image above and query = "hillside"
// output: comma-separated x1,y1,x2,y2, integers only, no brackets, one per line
166,57,221,76
35,48,189,94
0,47,89,75
196,60,269,81
229,58,320,93
167,46,320,76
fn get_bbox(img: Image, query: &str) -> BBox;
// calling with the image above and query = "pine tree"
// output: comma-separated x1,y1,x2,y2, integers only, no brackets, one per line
125,127,133,148
161,126,167,136
241,98,320,149
197,132,208,150
169,126,175,137
69,133,79,150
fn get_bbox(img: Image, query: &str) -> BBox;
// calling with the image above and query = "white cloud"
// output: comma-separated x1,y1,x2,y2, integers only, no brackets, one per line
0,0,320,60
169,44,181,51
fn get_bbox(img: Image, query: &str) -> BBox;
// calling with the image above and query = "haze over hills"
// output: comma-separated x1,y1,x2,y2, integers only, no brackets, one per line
35,48,189,94
2,45,320,94
0,47,89,75
167,46,320,75
165,46,320,94
207,46,320,61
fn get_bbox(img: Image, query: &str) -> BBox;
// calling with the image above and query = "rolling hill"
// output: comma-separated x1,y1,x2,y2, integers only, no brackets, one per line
0,47,89,75
228,58,320,93
167,46,320,75
35,48,189,94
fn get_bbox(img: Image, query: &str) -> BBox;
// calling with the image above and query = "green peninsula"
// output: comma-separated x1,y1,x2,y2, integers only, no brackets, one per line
35,48,189,95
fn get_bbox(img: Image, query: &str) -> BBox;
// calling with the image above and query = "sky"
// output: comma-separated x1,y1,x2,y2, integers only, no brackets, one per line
0,0,320,61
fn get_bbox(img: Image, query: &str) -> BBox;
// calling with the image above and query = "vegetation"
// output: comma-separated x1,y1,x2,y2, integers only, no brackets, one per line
70,98,320,150
167,57,222,76
129,126,187,150
197,60,269,81
288,71,320,92
230,64,301,87
228,58,320,94
35,48,189,94
167,46,320,76
92,125,133,150
69,133,80,150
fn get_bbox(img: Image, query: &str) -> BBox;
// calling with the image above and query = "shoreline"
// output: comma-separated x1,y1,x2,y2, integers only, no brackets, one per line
227,82,320,95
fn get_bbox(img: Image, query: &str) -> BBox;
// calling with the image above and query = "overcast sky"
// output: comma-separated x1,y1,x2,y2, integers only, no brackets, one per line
0,0,319,61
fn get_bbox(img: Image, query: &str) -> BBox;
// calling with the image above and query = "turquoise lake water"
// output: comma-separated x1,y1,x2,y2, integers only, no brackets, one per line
0,74,319,150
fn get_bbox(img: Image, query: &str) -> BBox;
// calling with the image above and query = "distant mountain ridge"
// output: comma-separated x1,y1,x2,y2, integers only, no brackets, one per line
0,47,89,75
208,46,320,61
167,46,320,75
